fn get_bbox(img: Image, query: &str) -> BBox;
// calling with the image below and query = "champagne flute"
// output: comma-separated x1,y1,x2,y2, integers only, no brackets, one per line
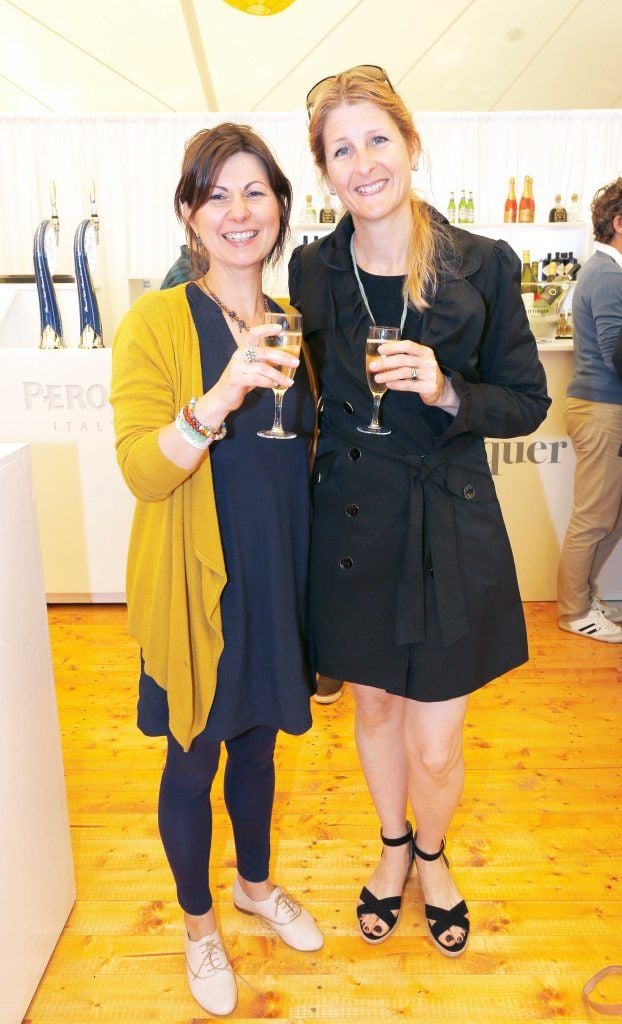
257,312,302,439
357,325,399,435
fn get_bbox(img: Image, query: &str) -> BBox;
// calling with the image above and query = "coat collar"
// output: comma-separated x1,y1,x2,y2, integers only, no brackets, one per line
318,208,483,281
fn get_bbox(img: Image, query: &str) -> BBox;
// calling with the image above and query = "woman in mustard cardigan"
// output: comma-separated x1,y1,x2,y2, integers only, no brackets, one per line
111,124,323,1017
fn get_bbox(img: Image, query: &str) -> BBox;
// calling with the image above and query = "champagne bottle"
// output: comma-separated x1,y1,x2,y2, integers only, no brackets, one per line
519,176,535,223
568,193,581,221
319,195,335,224
467,191,475,223
300,194,316,223
458,189,468,224
548,195,567,222
556,312,567,338
542,252,552,279
520,249,537,294
447,191,456,224
504,177,517,223
557,252,571,279
566,253,581,279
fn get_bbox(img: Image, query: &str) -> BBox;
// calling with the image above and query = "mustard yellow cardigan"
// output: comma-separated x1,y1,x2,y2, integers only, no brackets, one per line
111,284,226,751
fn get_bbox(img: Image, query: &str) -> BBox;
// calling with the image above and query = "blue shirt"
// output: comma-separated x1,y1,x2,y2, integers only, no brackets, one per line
568,249,622,405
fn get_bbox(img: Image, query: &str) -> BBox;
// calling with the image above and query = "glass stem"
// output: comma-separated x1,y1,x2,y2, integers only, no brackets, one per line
272,389,285,433
370,395,382,429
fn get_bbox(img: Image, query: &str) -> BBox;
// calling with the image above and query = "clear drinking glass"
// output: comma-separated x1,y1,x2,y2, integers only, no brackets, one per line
257,312,302,440
357,325,399,435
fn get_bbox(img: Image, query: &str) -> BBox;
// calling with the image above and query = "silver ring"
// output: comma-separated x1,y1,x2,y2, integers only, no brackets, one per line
243,346,257,364
411,366,418,381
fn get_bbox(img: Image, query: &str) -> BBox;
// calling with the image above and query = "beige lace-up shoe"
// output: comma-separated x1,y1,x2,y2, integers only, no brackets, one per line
233,878,324,951
184,927,237,1016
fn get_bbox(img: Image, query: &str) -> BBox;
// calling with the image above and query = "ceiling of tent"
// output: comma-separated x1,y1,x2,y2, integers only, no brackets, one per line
1,0,620,115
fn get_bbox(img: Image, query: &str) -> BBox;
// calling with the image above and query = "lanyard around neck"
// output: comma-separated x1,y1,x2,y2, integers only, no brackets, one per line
349,232,409,333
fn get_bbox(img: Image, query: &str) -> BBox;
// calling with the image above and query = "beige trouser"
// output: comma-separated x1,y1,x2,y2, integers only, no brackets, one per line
557,397,622,620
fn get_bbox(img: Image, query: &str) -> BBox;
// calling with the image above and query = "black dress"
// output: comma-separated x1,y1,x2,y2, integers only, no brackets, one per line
138,285,315,740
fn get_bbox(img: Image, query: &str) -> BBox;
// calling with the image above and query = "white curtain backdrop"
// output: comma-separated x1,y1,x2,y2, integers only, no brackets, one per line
1,109,621,342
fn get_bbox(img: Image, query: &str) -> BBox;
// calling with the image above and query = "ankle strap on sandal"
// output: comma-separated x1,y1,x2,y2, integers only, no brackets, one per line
380,820,413,847
412,834,446,861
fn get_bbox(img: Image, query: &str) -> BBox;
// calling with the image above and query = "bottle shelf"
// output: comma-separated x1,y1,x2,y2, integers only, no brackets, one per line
457,221,587,230
291,222,334,232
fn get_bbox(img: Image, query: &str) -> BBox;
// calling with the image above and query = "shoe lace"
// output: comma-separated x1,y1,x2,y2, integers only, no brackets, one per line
193,937,230,978
590,607,614,631
187,934,264,998
274,889,302,922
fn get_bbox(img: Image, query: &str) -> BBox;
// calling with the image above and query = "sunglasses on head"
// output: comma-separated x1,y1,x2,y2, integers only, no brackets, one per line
306,64,395,116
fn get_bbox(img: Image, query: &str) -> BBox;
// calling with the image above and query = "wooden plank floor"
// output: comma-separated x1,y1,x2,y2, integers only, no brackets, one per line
23,602,622,1023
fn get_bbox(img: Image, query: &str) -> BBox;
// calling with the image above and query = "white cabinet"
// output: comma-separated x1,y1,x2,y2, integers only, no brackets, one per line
0,443,75,1024
0,349,134,600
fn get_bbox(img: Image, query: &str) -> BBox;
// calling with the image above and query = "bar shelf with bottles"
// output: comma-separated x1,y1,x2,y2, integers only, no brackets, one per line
446,184,589,267
456,221,590,346
290,192,340,249
450,179,590,348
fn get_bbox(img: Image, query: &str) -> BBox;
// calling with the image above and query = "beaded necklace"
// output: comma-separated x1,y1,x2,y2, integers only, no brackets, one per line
202,280,269,333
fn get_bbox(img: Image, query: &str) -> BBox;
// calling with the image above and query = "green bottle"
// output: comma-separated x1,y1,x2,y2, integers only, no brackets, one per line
467,191,475,223
447,191,456,224
458,189,468,224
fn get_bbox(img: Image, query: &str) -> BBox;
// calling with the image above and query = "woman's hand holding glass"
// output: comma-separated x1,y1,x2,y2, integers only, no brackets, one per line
206,321,299,418
368,339,459,413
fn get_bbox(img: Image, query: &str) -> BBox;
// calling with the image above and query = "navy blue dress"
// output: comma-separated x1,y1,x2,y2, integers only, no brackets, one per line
138,284,315,741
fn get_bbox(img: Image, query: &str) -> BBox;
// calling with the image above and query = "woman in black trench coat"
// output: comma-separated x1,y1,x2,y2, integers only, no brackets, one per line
289,67,550,956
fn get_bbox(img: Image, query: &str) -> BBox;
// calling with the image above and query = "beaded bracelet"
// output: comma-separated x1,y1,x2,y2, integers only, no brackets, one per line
175,408,211,449
185,398,227,441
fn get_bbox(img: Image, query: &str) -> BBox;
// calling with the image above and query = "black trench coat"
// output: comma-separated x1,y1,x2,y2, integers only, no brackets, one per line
289,212,551,700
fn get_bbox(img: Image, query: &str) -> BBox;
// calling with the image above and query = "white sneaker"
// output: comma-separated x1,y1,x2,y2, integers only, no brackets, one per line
560,606,622,643
233,877,324,951
590,596,622,624
184,928,237,1016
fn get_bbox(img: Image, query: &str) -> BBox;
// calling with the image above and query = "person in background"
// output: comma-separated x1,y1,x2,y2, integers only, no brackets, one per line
160,242,193,289
290,66,550,957
612,322,622,381
557,178,622,641
111,123,323,1018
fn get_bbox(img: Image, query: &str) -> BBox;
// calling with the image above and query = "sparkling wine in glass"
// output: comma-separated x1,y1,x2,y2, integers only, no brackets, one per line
357,325,400,435
257,312,302,440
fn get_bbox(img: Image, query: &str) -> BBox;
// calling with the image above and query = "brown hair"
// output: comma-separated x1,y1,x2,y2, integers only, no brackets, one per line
308,71,454,309
591,177,622,243
174,122,292,276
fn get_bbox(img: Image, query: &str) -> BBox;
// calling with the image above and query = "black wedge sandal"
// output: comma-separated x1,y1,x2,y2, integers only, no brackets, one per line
412,834,470,957
356,821,414,945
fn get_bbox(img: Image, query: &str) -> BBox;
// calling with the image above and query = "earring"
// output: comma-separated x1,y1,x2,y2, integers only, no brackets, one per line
194,230,202,247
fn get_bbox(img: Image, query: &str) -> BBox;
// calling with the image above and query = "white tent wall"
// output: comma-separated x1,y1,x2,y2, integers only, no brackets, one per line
1,108,621,340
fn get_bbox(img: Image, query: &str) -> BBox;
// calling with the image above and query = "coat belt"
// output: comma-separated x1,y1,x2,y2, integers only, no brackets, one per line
321,426,480,649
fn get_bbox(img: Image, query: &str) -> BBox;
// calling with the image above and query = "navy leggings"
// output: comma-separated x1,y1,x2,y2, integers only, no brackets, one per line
158,724,278,915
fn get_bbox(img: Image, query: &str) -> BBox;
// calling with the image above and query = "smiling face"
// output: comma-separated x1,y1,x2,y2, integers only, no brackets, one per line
322,101,415,230
186,151,281,276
